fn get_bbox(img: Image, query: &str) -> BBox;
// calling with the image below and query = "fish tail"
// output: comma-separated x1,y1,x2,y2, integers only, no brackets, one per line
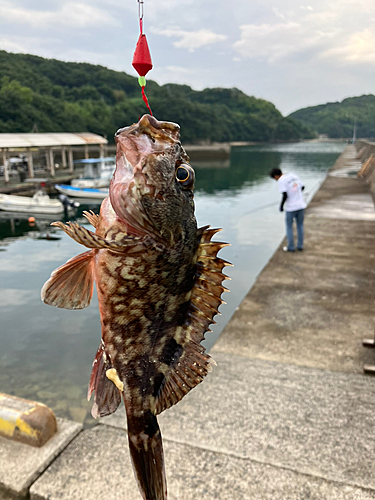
126,409,167,500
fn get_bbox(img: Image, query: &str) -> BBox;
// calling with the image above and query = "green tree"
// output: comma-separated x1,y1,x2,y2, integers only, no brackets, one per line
0,49,315,143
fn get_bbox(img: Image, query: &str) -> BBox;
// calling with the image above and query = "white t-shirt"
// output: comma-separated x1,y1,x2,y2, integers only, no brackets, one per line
277,172,306,212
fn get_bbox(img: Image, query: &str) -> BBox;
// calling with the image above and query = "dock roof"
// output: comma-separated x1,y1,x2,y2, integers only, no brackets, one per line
0,132,107,149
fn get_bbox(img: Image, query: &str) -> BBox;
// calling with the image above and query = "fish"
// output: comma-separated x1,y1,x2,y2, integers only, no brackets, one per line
41,114,230,500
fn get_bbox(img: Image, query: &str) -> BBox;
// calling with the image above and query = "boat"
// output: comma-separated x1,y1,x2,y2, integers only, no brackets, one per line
0,155,28,178
72,157,115,188
55,184,109,200
0,190,76,215
0,210,66,224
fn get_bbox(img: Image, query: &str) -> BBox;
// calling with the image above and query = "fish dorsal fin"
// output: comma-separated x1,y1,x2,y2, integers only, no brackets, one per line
88,343,122,418
154,226,231,415
82,210,100,228
52,221,142,252
41,250,95,309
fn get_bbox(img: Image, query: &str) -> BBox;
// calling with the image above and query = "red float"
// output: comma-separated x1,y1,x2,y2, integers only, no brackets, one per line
132,33,153,77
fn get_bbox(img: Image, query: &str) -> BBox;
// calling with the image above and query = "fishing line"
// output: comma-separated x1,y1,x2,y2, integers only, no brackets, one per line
132,0,153,115
240,184,321,218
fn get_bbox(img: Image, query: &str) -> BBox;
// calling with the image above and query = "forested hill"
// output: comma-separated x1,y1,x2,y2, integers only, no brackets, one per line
289,95,375,139
0,50,314,143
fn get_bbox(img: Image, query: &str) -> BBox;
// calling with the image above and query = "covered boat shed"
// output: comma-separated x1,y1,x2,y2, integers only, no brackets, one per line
0,132,108,182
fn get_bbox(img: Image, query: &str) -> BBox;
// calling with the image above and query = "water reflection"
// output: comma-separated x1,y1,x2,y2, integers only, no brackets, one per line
195,149,282,194
0,141,345,427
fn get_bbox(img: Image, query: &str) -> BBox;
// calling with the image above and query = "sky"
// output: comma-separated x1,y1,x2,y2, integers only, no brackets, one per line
1,0,375,115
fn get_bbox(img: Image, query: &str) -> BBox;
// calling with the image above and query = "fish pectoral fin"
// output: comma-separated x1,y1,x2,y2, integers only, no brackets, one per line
88,344,122,418
41,250,95,309
51,221,131,252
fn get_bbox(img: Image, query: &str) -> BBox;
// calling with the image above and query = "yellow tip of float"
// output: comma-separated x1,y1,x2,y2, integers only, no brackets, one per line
138,76,146,87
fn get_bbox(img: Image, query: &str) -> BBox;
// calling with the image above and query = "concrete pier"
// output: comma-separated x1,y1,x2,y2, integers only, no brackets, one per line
214,145,375,374
2,144,375,499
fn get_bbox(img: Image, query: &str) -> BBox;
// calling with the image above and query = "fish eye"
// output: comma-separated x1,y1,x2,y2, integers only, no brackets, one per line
176,164,195,188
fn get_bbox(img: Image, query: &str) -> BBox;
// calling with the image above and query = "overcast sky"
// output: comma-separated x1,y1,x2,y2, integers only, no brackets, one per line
1,0,375,115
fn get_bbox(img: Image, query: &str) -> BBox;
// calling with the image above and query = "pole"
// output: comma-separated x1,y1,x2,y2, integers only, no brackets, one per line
27,150,34,179
62,147,67,169
68,147,74,173
2,149,9,184
84,145,89,159
45,148,50,171
49,148,55,177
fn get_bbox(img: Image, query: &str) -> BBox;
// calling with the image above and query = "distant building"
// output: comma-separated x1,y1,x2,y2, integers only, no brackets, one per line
0,132,108,182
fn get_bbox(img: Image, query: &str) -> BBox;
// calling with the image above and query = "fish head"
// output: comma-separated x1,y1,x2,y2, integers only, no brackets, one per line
108,114,196,245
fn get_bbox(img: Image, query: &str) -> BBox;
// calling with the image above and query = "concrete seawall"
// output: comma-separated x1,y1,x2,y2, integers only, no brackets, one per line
2,144,375,499
356,140,375,206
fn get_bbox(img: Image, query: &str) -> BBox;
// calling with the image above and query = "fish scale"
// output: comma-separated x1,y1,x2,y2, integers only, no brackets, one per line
41,114,231,500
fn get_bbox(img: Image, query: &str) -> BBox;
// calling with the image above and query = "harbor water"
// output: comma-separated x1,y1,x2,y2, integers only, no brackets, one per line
0,141,345,426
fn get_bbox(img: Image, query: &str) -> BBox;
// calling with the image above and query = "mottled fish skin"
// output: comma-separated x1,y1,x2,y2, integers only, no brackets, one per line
41,115,230,500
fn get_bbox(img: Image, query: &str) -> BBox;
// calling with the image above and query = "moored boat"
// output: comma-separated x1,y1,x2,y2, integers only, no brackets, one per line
72,157,115,188
55,184,109,199
0,190,74,215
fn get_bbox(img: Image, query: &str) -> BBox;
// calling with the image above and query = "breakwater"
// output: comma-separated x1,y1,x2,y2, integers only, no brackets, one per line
356,139,375,206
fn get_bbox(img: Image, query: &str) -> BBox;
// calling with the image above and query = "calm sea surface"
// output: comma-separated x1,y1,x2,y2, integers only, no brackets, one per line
0,141,345,425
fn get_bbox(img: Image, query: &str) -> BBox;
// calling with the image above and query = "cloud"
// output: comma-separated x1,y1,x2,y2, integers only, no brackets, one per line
165,65,196,75
323,29,375,62
2,0,375,117
0,35,46,54
0,1,118,29
232,2,375,65
149,65,198,88
234,22,303,62
151,27,227,52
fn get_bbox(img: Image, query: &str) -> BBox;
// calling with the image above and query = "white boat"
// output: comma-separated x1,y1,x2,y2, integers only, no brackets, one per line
72,157,115,188
55,184,109,200
0,210,66,224
0,190,71,215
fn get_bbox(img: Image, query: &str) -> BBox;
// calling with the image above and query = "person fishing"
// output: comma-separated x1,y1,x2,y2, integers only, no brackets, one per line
270,168,306,252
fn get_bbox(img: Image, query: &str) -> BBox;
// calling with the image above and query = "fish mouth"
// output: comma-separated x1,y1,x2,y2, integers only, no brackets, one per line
110,115,189,241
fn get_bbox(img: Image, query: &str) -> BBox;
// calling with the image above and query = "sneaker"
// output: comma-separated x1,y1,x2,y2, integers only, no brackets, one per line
283,246,295,252
297,248,303,251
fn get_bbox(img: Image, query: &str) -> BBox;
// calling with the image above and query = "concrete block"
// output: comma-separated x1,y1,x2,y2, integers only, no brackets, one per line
0,417,81,498
101,352,375,491
29,425,375,500
0,393,57,447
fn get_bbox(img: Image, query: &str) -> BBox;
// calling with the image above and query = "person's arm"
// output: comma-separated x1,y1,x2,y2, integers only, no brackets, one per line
280,192,287,212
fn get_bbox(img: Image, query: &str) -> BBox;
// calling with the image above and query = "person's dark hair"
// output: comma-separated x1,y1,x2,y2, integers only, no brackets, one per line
269,168,282,179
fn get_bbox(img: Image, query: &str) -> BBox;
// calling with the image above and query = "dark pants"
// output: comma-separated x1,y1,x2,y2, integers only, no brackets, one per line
286,209,304,251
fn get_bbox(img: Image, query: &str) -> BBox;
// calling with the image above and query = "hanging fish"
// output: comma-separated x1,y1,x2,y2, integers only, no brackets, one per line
41,114,230,500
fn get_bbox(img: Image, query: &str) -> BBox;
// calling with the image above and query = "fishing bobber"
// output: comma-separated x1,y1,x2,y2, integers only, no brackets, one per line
132,33,153,78
132,33,153,115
